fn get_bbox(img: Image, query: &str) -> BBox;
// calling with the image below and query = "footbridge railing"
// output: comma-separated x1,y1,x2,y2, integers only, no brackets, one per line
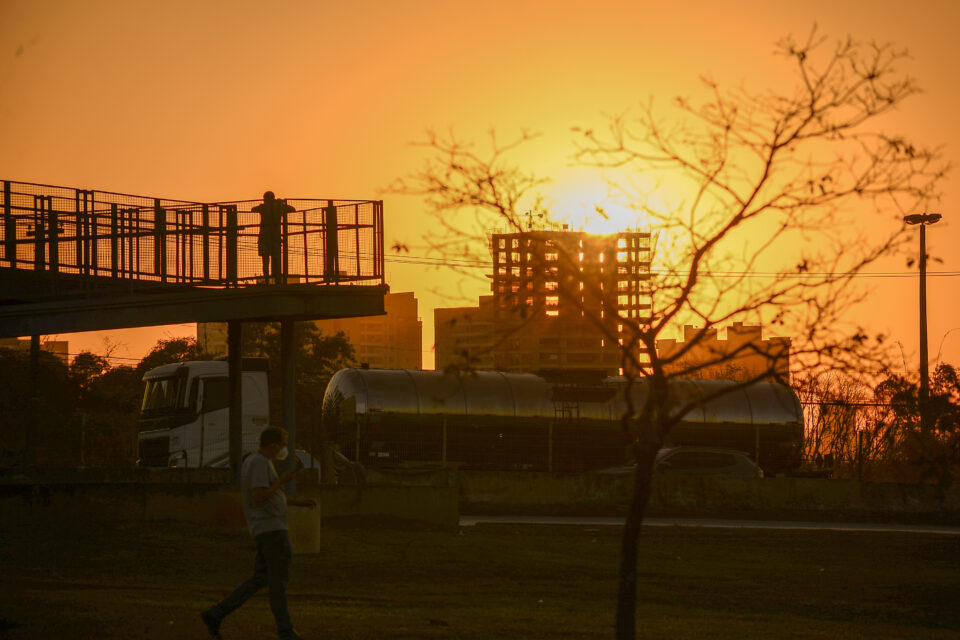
0,180,385,289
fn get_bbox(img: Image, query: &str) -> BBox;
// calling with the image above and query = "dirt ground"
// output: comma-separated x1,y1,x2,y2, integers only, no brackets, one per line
1,517,958,639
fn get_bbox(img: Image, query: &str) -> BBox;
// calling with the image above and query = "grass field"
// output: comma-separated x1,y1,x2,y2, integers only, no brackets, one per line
1,517,958,639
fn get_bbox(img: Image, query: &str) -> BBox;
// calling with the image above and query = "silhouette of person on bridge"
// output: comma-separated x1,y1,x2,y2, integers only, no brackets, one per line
252,191,295,284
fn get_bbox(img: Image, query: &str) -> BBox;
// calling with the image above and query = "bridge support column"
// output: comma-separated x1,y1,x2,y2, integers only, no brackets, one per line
28,335,39,467
228,320,242,485
281,320,297,494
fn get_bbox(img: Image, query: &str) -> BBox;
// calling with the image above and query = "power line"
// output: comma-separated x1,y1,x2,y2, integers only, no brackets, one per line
375,251,960,279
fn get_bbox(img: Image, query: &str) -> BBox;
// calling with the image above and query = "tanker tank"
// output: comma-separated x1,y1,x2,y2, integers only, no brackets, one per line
322,368,803,473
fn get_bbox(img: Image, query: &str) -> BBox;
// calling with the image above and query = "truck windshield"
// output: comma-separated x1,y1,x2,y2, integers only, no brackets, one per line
141,375,187,413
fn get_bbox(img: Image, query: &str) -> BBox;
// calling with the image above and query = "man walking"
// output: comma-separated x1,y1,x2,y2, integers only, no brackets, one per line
201,426,316,640
252,191,295,284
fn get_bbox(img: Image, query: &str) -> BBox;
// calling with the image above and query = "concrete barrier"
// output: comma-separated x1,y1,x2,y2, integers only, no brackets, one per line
4,468,957,529
0,468,460,548
458,470,960,522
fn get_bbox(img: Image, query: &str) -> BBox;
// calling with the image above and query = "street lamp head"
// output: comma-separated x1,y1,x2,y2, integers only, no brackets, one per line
904,213,942,225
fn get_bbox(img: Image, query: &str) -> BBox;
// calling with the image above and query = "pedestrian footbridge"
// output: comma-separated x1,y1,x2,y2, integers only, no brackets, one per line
0,180,387,337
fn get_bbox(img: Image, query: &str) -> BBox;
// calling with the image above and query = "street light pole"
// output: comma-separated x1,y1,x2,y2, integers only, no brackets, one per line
919,221,930,426
903,212,942,432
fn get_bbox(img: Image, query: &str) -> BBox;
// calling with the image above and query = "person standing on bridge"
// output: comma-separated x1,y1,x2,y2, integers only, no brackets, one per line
253,191,295,284
201,426,316,640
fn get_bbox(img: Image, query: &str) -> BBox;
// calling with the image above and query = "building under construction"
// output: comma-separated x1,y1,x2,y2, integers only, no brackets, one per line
436,228,653,378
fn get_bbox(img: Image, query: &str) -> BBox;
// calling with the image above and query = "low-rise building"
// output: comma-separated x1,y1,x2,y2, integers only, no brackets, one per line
434,296,496,371
655,323,791,382
314,291,422,370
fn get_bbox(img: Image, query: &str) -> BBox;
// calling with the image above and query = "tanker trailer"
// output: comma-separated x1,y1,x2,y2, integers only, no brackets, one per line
321,368,803,474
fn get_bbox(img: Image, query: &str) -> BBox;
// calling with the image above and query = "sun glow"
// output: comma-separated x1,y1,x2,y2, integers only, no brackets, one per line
545,169,682,237
549,185,647,234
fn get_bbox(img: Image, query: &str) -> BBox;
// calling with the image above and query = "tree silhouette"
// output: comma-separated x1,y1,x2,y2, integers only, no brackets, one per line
873,363,960,483
134,336,208,376
394,28,948,638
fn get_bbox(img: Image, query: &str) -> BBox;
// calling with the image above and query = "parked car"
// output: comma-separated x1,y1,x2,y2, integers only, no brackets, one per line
655,447,763,478
593,447,763,478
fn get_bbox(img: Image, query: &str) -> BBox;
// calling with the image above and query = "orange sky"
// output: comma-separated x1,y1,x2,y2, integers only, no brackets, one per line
1,0,958,372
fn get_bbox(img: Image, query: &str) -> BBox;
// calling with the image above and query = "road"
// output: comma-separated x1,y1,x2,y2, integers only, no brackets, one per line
459,515,960,535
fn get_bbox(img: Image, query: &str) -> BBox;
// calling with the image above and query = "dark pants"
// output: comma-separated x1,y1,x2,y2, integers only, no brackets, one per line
261,250,282,283
259,231,282,284
208,529,293,637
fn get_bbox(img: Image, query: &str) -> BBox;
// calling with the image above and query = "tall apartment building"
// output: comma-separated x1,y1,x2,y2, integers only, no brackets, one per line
655,323,791,381
435,229,652,376
198,291,422,370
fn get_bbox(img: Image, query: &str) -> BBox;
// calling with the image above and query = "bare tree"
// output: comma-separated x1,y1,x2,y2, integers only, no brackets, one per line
390,128,551,304
394,29,947,639
793,372,874,475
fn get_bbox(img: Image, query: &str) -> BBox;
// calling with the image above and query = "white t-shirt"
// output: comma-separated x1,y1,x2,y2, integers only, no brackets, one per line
241,452,287,537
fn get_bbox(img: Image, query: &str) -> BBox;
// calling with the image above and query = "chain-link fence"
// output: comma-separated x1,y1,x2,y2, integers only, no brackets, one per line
1,180,384,289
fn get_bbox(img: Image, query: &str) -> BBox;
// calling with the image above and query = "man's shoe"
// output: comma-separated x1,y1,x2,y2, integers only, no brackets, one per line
201,609,223,639
279,630,302,640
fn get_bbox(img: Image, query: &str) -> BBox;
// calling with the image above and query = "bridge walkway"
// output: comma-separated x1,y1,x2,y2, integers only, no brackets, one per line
0,180,387,337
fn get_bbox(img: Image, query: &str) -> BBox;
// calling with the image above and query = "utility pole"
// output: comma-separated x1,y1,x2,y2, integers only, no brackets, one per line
903,213,942,432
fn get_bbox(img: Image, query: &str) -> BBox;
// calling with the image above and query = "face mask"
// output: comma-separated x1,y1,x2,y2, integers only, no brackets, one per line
275,445,289,461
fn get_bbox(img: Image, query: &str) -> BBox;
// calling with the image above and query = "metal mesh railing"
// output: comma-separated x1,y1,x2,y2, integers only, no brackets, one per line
1,180,384,289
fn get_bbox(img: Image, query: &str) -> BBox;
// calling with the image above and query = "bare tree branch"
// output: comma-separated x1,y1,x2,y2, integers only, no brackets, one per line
393,30,949,639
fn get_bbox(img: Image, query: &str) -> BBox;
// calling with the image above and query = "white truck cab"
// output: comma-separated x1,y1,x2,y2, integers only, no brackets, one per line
137,358,270,468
